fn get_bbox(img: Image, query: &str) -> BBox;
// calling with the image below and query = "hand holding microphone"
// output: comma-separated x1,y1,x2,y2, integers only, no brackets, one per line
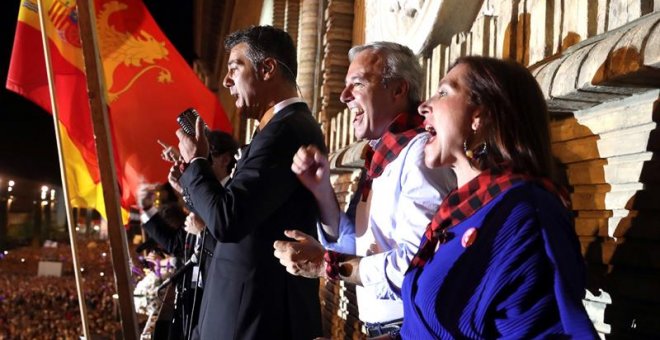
175,108,209,163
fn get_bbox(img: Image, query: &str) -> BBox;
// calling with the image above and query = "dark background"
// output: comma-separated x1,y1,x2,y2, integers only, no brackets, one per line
0,0,194,185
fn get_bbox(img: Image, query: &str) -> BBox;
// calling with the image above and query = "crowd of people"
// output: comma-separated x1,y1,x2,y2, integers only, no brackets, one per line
0,244,124,339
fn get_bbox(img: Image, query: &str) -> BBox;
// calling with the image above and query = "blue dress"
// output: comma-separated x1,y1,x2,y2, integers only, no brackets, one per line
400,182,597,339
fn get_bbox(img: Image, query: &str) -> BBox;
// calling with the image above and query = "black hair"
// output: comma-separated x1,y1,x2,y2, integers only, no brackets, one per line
208,130,239,174
224,25,298,85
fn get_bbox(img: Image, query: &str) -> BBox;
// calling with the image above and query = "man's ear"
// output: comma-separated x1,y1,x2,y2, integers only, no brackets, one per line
218,153,232,168
391,79,409,102
261,58,277,81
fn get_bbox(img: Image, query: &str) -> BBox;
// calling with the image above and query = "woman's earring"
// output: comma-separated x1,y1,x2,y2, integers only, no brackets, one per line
473,142,488,158
464,140,474,159
464,130,487,160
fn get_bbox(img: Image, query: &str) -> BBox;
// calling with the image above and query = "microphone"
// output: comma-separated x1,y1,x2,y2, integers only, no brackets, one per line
157,252,198,291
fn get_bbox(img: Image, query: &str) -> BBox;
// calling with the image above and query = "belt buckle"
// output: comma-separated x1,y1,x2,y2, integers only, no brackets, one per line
365,319,403,337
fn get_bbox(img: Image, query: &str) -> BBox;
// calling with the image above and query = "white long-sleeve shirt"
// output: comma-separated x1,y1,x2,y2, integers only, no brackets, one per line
318,132,456,323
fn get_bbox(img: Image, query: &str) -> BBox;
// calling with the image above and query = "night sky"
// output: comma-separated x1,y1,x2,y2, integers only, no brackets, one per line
0,0,193,185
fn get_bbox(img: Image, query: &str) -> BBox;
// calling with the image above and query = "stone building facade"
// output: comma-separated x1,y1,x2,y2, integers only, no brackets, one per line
194,0,659,338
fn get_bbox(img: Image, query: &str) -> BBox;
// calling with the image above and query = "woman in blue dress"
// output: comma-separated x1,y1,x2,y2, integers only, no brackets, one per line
392,56,597,339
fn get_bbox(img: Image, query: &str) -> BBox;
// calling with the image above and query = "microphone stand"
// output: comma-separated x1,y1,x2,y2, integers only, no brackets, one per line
156,252,198,292
156,233,197,340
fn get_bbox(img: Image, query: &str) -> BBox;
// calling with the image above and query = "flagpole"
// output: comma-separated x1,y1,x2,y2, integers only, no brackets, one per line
34,0,92,338
74,0,140,338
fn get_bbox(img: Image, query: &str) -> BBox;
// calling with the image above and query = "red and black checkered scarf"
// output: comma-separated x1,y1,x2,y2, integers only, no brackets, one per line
361,112,425,200
364,112,425,179
408,167,569,270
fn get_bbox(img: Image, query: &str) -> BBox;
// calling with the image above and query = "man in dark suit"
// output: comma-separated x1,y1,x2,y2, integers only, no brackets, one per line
173,25,324,340
137,130,239,339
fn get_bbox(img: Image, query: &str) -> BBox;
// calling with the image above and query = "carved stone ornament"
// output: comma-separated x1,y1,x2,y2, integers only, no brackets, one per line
364,0,483,54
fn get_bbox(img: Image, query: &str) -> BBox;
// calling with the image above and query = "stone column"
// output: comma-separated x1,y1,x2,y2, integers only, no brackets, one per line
297,0,323,115
320,0,354,149
273,0,286,29
285,0,300,47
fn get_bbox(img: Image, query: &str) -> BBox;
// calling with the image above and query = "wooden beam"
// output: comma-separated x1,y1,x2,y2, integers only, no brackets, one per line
75,0,139,338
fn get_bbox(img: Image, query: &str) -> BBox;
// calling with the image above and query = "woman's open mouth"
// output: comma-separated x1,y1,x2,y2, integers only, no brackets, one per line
424,122,437,143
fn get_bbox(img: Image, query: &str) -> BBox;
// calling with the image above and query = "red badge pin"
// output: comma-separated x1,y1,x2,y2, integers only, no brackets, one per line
461,227,478,248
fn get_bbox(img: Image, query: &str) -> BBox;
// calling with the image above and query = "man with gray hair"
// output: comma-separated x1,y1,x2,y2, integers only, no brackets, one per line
274,41,455,337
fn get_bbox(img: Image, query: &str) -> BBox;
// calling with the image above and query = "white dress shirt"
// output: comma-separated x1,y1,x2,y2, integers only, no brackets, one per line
318,132,456,323
273,97,306,112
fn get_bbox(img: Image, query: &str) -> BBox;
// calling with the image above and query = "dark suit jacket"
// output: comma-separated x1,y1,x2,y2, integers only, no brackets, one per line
180,102,325,340
142,213,215,283
142,212,187,257
142,210,215,339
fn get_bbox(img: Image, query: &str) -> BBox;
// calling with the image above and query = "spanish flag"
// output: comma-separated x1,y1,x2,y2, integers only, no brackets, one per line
6,0,231,221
